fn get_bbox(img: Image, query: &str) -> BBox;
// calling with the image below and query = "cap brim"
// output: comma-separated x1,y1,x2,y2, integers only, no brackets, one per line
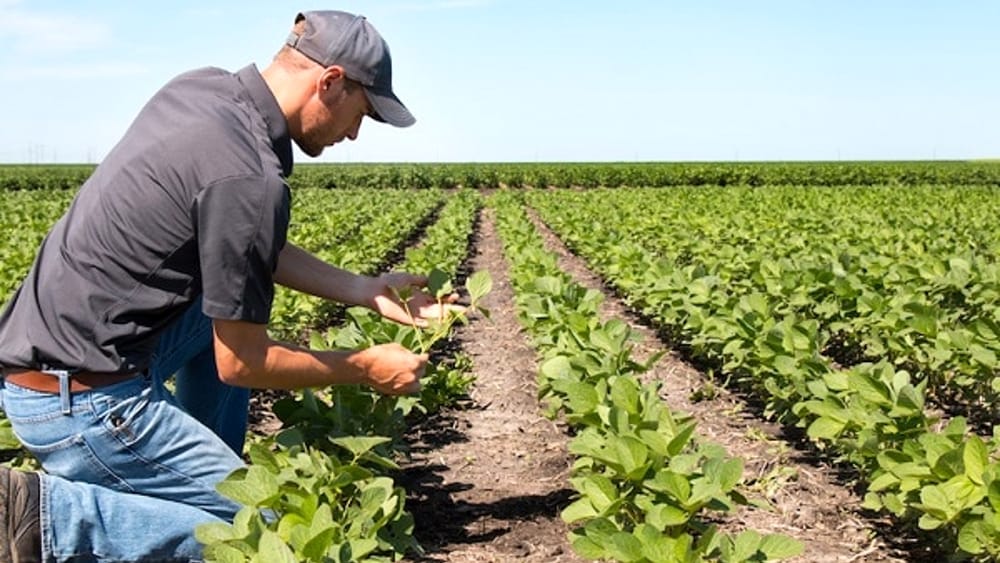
365,88,415,128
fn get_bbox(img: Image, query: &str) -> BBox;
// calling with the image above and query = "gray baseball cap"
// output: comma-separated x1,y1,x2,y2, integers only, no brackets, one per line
286,10,415,127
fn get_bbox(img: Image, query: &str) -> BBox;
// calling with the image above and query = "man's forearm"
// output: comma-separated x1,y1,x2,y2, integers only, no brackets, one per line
274,242,374,307
212,318,424,394
218,336,369,390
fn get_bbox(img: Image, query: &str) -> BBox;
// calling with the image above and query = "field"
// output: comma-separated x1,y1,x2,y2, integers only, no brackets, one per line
2,161,1000,562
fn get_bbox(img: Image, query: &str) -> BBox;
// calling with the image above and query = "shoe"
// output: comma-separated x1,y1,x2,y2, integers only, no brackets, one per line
0,466,41,563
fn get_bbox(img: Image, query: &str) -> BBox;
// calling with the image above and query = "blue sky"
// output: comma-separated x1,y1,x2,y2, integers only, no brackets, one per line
1,1,998,163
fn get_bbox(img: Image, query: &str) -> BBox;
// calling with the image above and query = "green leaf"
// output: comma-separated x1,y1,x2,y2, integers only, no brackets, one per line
773,355,797,376
561,497,599,523
645,470,691,503
302,505,337,560
971,345,998,368
963,435,987,486
958,521,986,555
534,276,563,295
635,524,678,562
258,530,298,563
570,534,608,559
216,466,280,507
609,377,640,415
581,474,620,513
426,268,451,298
716,458,744,491
917,485,951,521
466,270,493,303
666,421,697,456
883,493,906,516
540,355,573,380
988,480,1000,512
202,542,248,563
807,416,846,441
553,380,599,414
246,444,281,474
646,503,690,529
347,537,379,560
331,436,391,458
861,492,884,511
919,513,945,531
852,372,891,405
357,477,393,520
612,436,650,479
868,471,899,493
732,529,764,560
195,522,237,544
606,532,644,562
759,534,805,559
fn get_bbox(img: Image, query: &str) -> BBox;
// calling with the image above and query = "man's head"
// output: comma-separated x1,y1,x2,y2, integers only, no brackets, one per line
270,10,414,157
286,11,414,128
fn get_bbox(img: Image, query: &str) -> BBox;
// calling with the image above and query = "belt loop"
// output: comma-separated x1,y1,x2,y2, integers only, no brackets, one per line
43,369,73,415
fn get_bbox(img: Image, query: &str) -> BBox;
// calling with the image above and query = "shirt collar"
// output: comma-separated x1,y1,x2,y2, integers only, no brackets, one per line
236,64,294,177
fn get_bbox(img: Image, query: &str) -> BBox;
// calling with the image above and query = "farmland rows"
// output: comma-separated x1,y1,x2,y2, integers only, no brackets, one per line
525,206,903,560
492,192,803,561
529,186,1000,560
197,190,489,561
4,166,1000,561
6,160,1000,193
527,186,1000,419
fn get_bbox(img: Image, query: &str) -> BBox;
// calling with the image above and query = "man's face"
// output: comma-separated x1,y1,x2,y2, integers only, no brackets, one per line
296,76,372,158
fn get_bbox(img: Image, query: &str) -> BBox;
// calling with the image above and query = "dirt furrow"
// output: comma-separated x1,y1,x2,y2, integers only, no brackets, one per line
402,208,585,563
527,209,910,563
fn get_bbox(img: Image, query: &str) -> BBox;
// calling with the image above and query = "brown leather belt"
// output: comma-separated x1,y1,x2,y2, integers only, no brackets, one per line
2,369,137,394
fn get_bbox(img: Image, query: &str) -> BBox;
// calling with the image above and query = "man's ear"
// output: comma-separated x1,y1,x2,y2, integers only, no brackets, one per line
318,65,347,93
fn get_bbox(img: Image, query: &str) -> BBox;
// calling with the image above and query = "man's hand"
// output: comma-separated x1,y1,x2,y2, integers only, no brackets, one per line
368,272,466,327
355,342,427,394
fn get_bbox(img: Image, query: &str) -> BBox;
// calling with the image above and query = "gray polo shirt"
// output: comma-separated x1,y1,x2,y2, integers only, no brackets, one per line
0,64,293,374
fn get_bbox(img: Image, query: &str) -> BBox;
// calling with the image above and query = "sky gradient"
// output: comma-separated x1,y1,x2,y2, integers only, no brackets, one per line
1,1,998,164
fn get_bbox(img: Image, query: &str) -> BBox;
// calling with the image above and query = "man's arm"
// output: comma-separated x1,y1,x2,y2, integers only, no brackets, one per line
274,242,374,306
275,242,465,327
212,318,425,394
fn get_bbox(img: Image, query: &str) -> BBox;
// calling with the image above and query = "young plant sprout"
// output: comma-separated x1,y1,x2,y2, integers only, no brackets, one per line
392,268,492,355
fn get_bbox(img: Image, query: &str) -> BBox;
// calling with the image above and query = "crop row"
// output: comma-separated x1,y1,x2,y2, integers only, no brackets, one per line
529,187,1000,560
491,192,801,562
7,161,1000,193
198,190,488,561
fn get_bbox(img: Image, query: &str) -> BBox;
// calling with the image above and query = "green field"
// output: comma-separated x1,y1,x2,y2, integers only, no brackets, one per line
3,162,1000,561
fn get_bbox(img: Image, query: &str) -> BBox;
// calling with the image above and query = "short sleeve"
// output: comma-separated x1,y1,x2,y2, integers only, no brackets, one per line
194,175,290,323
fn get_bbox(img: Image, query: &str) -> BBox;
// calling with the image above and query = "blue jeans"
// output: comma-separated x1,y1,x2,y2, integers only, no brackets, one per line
0,300,251,561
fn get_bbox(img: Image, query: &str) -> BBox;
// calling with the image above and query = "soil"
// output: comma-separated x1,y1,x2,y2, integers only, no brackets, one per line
399,208,584,562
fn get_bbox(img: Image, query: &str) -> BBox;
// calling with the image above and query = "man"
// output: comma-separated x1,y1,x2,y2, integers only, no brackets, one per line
0,10,446,562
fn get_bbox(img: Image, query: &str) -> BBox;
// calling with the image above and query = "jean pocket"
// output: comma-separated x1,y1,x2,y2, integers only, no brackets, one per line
97,385,154,448
13,430,135,491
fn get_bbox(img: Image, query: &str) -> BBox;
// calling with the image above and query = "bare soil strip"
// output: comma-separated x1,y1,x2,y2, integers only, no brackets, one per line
526,209,912,563
401,209,585,563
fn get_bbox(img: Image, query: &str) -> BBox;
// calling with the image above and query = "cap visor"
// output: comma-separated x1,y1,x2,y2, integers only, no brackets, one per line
366,88,416,128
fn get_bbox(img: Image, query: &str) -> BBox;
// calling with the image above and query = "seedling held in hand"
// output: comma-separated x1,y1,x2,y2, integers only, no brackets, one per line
392,268,492,354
